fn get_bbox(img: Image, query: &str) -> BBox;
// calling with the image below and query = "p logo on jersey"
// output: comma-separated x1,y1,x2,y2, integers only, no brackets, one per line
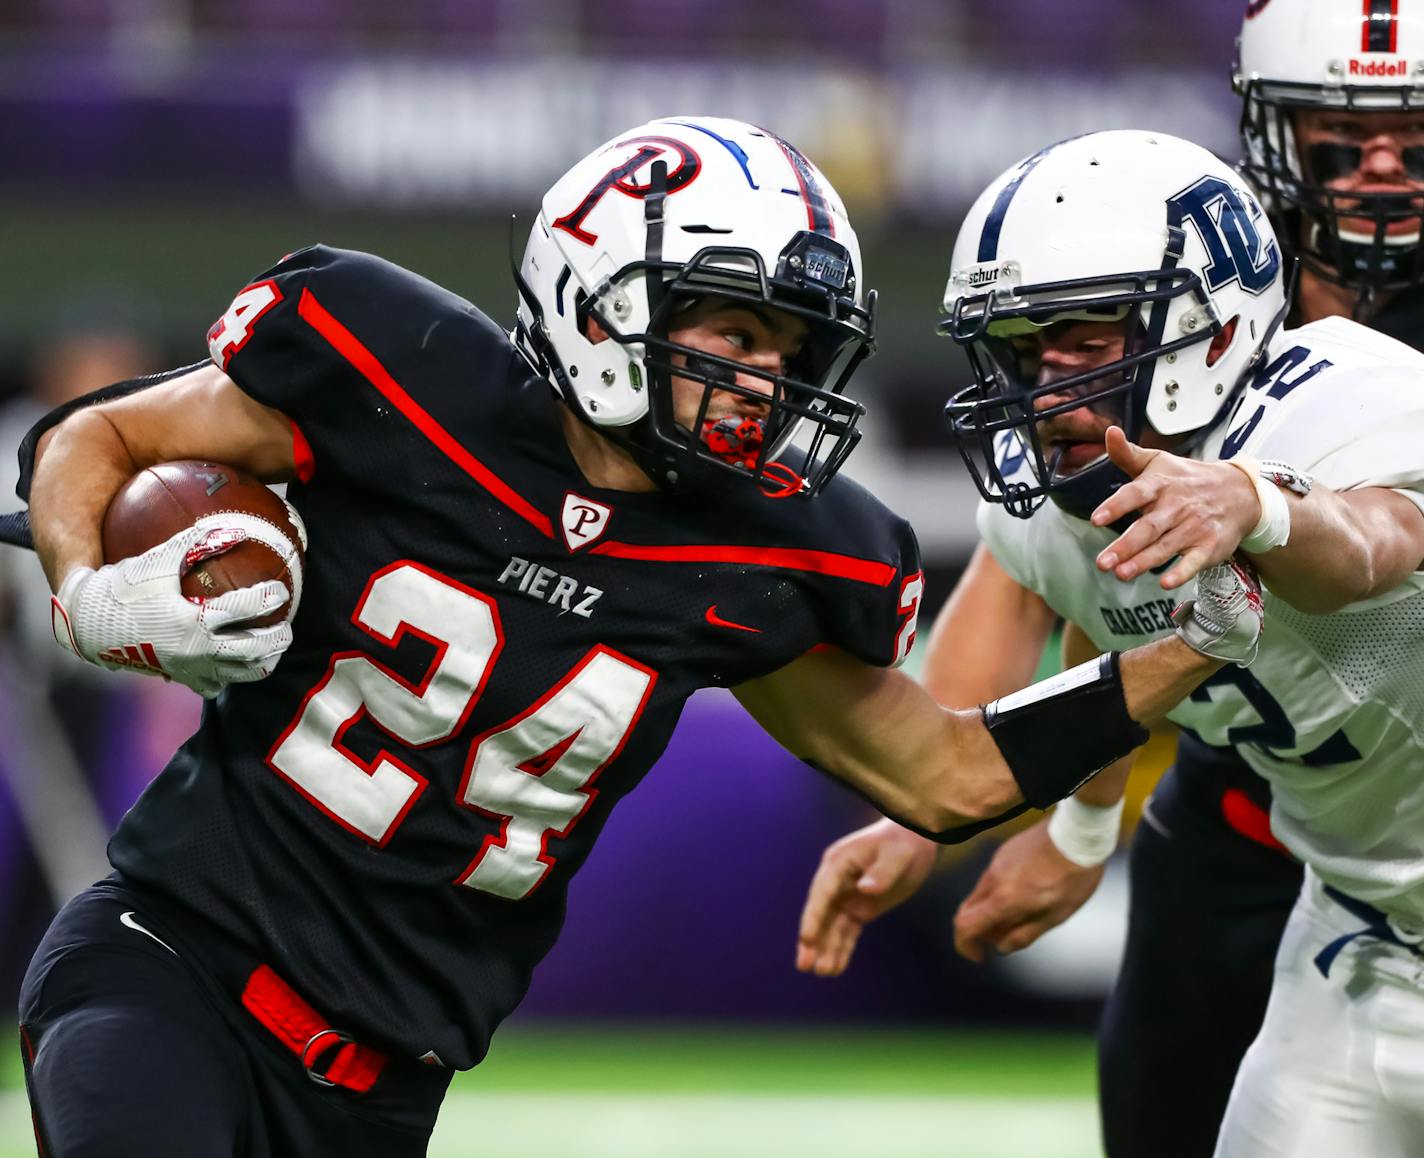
560,493,612,552
1168,175,1281,295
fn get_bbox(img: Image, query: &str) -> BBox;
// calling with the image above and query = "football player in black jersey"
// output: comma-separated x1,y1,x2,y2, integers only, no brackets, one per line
795,5,1424,1156
11,117,1253,1158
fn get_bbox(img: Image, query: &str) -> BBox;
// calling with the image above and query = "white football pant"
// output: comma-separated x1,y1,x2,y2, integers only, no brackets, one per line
1215,869,1424,1157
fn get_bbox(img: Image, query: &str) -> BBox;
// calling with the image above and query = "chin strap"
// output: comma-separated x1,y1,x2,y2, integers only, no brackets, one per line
643,160,669,309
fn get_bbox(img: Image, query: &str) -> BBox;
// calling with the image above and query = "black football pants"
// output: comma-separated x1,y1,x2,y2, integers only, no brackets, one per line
18,882,450,1158
1097,742,1303,1158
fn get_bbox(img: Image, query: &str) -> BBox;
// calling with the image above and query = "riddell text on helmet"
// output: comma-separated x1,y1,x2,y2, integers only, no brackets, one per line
1349,58,1410,77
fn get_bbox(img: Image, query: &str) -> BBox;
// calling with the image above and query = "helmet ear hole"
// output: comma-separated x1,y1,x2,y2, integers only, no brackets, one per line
575,291,611,344
1206,316,1241,368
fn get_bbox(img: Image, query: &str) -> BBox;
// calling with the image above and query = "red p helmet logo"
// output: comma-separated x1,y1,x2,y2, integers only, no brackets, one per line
553,136,702,246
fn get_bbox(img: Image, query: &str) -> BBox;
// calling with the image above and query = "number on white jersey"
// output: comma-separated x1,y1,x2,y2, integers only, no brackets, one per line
1190,666,1361,766
1221,346,1333,460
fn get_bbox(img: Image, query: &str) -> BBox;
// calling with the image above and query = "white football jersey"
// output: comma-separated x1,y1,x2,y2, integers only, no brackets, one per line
978,316,1424,926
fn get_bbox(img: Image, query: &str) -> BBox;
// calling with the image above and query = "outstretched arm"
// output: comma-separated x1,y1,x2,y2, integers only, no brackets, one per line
735,576,1245,842
788,554,1252,975
793,543,1059,976
1091,426,1424,611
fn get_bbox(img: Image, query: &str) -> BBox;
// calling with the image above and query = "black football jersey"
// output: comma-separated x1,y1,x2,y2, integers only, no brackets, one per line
107,245,922,1070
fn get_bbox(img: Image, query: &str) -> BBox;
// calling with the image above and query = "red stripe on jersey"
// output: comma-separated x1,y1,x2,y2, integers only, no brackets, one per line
297,289,554,539
290,420,316,482
588,540,896,586
1221,787,1290,855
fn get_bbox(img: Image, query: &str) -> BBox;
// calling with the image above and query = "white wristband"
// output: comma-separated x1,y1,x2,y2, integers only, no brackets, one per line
1047,796,1125,868
1226,457,1292,554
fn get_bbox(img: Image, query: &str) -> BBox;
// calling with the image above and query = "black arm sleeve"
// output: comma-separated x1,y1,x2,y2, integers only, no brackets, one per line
982,651,1149,810
824,653,1150,846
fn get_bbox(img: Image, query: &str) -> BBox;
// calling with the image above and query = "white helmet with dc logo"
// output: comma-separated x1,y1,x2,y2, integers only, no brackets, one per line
942,129,1288,520
513,116,875,498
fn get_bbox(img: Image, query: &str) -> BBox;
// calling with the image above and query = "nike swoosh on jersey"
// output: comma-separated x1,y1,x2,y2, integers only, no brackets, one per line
705,605,761,633
119,910,177,956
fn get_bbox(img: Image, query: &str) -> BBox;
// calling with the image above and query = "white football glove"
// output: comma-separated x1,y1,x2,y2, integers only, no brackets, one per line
51,517,294,698
1172,558,1264,667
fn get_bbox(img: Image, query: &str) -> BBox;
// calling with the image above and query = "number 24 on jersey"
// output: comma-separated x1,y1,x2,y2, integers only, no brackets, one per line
268,561,656,901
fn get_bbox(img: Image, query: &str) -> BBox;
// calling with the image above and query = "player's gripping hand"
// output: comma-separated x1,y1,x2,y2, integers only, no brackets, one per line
50,519,293,698
953,819,1104,963
1172,558,1264,667
796,819,937,977
1090,426,1262,589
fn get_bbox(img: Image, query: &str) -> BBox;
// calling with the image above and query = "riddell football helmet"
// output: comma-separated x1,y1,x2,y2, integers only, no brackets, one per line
942,130,1288,520
1236,0,1424,300
513,116,875,498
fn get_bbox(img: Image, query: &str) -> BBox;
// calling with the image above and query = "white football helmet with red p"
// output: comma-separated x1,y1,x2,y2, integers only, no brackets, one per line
514,116,875,497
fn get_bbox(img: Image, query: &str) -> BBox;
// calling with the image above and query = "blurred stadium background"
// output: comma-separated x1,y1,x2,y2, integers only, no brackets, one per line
0,1,1243,1154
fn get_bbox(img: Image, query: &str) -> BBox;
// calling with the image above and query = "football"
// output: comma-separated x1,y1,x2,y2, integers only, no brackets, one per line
102,460,306,628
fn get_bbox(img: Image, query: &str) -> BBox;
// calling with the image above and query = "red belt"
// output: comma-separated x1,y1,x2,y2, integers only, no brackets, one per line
240,964,388,1093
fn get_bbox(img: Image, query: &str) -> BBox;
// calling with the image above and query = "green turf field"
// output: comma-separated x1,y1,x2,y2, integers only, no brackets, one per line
0,1026,1101,1157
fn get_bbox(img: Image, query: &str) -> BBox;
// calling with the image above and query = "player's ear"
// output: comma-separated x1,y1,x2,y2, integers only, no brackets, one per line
1206,316,1240,367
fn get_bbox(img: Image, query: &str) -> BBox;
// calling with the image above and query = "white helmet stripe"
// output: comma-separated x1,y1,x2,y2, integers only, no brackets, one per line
977,139,1079,262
